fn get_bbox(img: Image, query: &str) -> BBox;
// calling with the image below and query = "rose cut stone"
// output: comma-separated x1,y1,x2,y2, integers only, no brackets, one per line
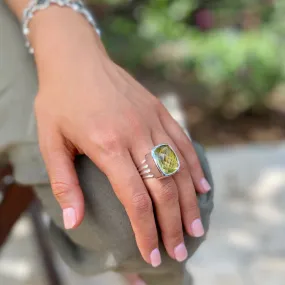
152,144,179,176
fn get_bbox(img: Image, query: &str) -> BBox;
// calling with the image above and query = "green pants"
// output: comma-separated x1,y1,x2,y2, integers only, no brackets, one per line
0,1,214,284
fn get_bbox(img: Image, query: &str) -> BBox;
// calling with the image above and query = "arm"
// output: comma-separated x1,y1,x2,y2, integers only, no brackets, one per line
4,0,28,19
4,0,106,75
4,0,210,267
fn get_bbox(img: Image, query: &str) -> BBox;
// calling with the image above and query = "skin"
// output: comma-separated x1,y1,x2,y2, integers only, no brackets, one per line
5,1,211,282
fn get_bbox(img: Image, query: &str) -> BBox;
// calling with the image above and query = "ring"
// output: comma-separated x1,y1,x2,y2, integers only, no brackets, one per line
138,144,180,179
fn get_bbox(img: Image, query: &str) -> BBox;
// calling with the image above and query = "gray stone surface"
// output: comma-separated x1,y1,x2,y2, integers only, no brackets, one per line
188,144,285,285
1,143,285,285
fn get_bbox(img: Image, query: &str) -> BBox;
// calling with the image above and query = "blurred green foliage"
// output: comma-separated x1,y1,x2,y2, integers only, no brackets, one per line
90,0,285,115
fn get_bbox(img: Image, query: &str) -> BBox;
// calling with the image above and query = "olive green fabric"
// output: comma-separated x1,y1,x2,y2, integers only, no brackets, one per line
0,1,214,284
37,142,213,285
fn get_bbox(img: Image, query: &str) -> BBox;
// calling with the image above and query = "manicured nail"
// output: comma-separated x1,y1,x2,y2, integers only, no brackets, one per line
200,178,211,192
150,248,161,267
191,219,205,237
63,208,76,229
174,243,188,262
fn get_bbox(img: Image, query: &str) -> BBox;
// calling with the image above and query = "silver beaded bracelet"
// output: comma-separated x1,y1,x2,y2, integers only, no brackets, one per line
22,0,101,54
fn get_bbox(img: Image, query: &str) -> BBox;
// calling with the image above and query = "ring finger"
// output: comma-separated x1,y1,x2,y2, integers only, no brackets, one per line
151,128,204,239
131,133,185,262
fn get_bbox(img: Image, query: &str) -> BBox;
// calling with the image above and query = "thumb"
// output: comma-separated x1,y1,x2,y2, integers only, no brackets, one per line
41,136,85,230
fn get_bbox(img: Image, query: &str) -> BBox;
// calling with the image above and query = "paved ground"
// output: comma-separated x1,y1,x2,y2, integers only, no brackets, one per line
1,143,285,285
188,144,285,285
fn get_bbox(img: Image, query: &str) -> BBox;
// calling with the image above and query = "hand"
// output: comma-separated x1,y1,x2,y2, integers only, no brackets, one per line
32,7,211,267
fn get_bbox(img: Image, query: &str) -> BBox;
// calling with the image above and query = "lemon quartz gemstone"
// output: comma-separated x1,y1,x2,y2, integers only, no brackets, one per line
152,144,180,176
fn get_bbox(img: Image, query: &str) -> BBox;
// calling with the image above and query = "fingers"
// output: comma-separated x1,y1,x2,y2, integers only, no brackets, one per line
107,157,159,267
152,129,204,241
131,138,185,263
85,143,160,267
174,159,204,238
148,177,186,261
39,132,85,229
158,105,211,194
153,131,204,237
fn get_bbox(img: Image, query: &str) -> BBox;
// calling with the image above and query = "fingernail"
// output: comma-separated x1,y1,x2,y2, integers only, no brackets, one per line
63,208,76,229
174,243,188,262
150,248,161,267
200,178,211,192
191,219,205,237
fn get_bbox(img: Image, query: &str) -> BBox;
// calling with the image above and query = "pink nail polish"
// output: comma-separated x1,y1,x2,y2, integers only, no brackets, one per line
174,243,188,262
191,219,205,237
150,248,161,267
63,208,76,229
200,178,211,192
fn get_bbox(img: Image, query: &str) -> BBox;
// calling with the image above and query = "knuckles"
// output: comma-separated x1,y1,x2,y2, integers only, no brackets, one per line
88,130,125,158
130,192,153,217
156,179,178,205
183,200,199,217
51,181,71,202
86,113,151,157
152,97,164,112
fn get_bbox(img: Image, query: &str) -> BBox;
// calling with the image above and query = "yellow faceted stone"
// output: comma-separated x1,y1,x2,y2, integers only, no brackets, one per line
153,144,179,175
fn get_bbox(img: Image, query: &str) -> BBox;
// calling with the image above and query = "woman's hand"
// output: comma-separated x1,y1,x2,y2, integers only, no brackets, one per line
32,7,211,267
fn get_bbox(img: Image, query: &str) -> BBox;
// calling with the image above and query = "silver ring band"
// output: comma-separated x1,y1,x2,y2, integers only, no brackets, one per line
138,159,155,179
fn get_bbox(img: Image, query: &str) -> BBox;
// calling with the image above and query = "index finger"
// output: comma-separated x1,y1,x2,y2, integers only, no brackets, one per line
38,131,85,230
86,149,161,267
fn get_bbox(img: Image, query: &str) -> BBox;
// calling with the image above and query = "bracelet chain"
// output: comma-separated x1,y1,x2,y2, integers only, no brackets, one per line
22,0,101,54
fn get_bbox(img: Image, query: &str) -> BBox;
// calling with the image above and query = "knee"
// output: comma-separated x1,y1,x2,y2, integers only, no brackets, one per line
74,143,214,266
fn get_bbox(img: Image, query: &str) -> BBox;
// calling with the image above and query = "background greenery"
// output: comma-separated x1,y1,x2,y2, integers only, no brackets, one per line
89,0,285,118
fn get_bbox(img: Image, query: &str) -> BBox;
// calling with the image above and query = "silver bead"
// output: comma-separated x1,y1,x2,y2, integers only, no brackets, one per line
23,0,101,54
23,8,29,18
57,0,65,6
71,2,80,11
85,10,94,23
96,28,101,36
29,47,35,54
23,27,30,35
37,0,47,5
27,11,33,19
37,0,50,9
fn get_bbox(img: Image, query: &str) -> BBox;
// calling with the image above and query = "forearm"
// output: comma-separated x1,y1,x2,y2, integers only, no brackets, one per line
4,0,29,20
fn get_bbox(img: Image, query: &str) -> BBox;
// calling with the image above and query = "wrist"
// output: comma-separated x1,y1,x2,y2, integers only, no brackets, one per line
29,5,107,80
